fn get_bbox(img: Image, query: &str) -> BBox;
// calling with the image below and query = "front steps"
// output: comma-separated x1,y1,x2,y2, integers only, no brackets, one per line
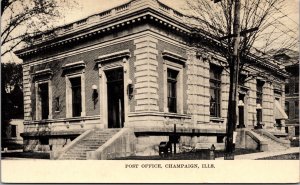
253,129,290,151
59,129,120,160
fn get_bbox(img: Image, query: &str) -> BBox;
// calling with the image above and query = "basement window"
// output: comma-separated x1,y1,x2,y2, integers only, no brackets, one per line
39,137,49,145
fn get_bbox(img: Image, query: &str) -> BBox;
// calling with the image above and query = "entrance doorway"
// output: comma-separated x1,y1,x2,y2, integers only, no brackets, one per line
106,68,124,128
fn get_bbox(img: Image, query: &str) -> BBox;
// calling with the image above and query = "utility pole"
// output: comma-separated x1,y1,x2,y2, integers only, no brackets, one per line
212,0,241,159
224,0,241,160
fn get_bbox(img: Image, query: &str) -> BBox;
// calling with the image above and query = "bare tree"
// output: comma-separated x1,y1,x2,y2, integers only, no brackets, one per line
1,0,77,58
186,0,298,159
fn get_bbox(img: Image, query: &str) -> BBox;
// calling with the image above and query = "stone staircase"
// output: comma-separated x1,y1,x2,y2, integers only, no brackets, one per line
253,130,290,151
59,129,120,160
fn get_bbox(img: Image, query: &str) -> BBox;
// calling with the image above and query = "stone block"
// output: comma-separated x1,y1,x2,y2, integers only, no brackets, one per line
134,47,158,55
135,42,157,49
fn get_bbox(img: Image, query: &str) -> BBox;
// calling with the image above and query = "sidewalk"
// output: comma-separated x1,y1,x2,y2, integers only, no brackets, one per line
216,147,300,160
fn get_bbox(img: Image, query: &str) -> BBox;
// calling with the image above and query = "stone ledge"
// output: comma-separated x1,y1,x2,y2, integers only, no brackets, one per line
21,129,86,137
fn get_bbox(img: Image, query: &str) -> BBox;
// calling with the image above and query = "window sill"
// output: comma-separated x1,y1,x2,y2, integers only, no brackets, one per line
210,117,224,123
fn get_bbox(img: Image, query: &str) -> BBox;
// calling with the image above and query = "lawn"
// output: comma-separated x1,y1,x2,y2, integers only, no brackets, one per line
115,148,260,160
1,148,260,160
1,151,50,159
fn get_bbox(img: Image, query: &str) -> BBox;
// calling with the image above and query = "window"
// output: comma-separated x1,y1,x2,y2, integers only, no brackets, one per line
285,101,290,118
38,83,49,120
70,77,82,117
210,65,222,117
39,137,49,145
11,125,17,137
55,97,60,112
295,126,299,136
33,69,53,121
295,101,299,119
285,84,290,95
256,109,262,124
238,74,247,86
63,61,86,118
256,80,264,105
167,69,178,113
294,81,299,94
256,80,264,124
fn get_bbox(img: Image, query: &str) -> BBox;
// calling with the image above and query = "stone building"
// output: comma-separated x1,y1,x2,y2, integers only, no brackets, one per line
15,0,290,158
273,49,299,137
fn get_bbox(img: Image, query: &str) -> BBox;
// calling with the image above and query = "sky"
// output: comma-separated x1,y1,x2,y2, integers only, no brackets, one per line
60,0,299,27
2,0,299,63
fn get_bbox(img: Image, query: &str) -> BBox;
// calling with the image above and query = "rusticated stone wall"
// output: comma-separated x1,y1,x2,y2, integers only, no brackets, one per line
186,51,210,125
133,36,159,112
23,65,32,120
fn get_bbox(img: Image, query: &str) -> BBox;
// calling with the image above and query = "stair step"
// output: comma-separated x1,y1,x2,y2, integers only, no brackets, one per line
59,129,121,160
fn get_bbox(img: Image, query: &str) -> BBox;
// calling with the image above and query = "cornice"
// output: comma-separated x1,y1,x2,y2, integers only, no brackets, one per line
15,0,290,79
15,0,193,58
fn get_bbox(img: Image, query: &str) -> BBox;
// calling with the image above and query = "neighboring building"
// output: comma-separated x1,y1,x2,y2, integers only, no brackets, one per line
1,119,24,150
273,49,299,137
1,70,24,151
15,0,289,154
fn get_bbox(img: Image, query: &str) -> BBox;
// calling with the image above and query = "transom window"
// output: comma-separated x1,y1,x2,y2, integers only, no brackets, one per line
167,69,179,113
209,65,222,117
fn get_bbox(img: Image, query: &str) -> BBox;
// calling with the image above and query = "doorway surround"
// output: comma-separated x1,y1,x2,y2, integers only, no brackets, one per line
95,50,131,128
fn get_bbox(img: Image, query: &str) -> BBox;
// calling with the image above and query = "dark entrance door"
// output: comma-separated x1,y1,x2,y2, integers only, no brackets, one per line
39,83,49,120
106,68,124,128
70,77,82,117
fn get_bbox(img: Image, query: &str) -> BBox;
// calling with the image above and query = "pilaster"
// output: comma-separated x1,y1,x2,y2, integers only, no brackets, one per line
263,82,274,128
133,36,159,111
23,65,32,120
186,51,210,124
221,70,229,119
246,79,257,127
